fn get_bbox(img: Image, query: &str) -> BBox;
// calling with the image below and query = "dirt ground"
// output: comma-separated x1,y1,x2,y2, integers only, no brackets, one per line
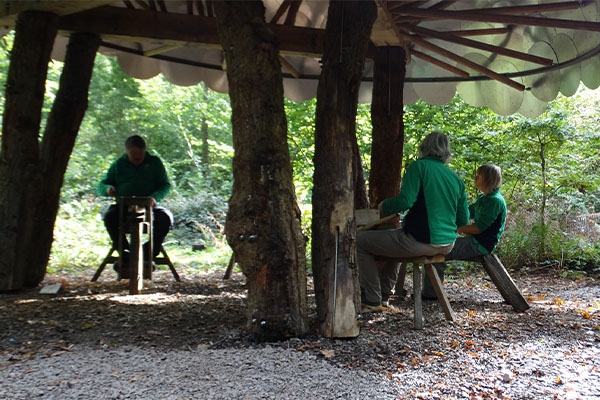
1,265,599,399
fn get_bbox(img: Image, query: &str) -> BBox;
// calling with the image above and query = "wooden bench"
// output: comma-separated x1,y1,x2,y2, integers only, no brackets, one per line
93,243,179,282
92,197,180,294
399,254,456,329
355,209,529,329
395,253,530,313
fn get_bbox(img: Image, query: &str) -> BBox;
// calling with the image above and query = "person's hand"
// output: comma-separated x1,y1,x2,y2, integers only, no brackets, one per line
106,186,116,196
390,214,402,228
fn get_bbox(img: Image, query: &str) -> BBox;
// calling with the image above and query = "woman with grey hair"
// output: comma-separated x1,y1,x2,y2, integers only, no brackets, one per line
357,131,469,313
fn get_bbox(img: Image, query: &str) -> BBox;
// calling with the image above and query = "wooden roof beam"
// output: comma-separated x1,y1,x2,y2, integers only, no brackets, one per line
379,2,524,90
450,27,509,37
399,32,525,90
396,8,600,32
473,2,584,15
58,5,327,57
407,25,553,65
411,49,470,78
270,1,292,24
284,1,302,26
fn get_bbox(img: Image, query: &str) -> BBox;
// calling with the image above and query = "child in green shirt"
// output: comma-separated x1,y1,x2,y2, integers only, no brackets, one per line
423,164,507,299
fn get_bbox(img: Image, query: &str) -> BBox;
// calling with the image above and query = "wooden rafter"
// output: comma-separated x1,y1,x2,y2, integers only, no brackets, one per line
406,25,553,65
450,27,509,37
134,0,154,11
411,49,470,78
395,8,600,32
144,44,182,57
472,2,583,15
394,29,525,90
284,1,301,26
270,0,292,24
378,2,524,88
205,1,215,18
270,0,302,25
279,56,300,78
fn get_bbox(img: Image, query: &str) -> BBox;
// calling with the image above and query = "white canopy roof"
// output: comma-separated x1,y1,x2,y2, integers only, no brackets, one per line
3,0,600,117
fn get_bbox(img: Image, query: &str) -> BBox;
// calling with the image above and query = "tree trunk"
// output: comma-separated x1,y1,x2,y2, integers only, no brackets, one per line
369,46,406,207
312,0,377,338
30,32,101,284
0,12,58,290
214,1,308,341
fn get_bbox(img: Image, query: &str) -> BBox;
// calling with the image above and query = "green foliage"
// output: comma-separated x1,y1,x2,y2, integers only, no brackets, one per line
1,39,599,275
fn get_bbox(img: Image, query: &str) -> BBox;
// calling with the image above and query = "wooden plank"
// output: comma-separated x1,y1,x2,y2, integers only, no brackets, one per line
479,254,530,312
40,282,62,294
354,209,380,226
356,214,398,232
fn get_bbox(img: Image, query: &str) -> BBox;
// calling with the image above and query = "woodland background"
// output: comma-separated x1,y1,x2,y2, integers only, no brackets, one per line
1,33,599,278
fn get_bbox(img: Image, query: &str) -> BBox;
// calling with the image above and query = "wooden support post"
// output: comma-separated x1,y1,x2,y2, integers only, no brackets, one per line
129,221,144,295
413,263,423,329
479,254,530,312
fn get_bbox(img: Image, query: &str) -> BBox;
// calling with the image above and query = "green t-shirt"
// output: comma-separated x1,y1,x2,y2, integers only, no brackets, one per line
97,152,171,202
469,188,507,254
381,156,469,245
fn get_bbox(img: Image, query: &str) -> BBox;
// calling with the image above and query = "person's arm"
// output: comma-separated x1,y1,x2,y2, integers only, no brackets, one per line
149,157,172,203
97,161,117,197
456,188,470,227
380,162,420,215
457,224,481,235
459,195,504,235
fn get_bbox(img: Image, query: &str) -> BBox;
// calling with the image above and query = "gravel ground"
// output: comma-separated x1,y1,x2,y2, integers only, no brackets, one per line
1,267,599,399
0,346,401,399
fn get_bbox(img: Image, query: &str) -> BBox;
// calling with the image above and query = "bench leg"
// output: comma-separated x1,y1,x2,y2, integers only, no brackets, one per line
413,264,423,329
223,252,235,280
160,246,180,282
92,245,118,282
480,254,530,312
424,263,456,322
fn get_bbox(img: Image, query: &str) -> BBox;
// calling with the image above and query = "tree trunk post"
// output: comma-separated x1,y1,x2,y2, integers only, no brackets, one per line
214,1,308,341
368,46,407,300
0,11,58,291
28,32,101,286
369,46,406,207
312,0,377,338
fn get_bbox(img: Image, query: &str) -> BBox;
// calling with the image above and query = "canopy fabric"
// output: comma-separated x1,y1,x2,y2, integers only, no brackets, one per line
2,0,600,117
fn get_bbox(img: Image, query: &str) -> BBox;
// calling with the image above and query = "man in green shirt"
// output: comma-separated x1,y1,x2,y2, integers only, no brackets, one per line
97,135,173,270
357,131,469,313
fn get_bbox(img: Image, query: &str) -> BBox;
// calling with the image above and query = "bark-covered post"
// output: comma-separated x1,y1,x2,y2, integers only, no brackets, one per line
0,12,58,290
368,46,407,291
214,1,308,341
312,0,377,338
369,46,406,206
29,32,101,285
